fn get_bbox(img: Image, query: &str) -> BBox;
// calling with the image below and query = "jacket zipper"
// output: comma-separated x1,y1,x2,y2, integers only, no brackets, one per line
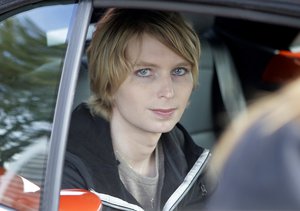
162,149,211,211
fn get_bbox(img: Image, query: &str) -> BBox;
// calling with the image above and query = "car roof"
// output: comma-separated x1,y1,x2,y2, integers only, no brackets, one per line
1,0,300,28
1,0,300,15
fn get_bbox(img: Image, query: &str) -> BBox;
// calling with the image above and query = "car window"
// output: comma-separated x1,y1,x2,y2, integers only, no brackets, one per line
0,2,75,210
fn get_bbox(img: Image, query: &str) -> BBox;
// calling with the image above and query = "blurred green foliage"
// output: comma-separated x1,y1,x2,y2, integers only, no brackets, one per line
0,15,68,166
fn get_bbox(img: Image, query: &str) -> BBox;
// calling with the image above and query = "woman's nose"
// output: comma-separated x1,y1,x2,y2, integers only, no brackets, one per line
157,75,175,99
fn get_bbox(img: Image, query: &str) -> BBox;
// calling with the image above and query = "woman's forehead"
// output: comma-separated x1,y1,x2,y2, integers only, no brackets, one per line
126,33,190,66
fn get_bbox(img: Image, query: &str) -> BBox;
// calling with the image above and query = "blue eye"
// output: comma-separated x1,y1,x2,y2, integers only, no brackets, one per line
172,67,188,76
135,68,152,77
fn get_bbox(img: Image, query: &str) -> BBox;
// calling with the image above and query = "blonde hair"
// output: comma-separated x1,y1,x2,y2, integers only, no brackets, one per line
209,77,300,177
87,8,201,120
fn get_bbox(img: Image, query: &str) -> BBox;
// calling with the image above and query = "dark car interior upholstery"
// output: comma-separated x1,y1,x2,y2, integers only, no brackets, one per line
179,37,217,149
73,55,90,109
180,31,246,149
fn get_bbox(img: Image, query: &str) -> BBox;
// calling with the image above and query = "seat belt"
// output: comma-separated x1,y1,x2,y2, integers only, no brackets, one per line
207,33,247,120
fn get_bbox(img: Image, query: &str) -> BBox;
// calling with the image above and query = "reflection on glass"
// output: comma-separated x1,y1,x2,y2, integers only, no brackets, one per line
0,3,75,210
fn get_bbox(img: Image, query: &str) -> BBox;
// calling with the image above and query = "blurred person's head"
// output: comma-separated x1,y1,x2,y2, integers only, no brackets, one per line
206,77,300,210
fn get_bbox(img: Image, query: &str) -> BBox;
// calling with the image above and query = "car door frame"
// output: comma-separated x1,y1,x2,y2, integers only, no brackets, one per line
41,1,93,211
0,0,93,211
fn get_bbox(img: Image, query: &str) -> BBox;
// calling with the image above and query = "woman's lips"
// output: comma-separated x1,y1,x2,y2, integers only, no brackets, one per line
150,108,176,118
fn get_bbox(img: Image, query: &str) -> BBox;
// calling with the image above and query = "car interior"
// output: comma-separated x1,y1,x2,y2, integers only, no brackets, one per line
1,2,300,211
72,8,300,150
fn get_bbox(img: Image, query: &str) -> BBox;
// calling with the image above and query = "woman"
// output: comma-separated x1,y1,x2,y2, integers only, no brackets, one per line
62,8,211,210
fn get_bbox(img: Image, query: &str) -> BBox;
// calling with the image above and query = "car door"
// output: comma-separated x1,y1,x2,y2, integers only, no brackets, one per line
0,0,92,210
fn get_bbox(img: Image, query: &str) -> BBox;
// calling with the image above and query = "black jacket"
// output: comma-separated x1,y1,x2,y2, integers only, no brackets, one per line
62,103,211,210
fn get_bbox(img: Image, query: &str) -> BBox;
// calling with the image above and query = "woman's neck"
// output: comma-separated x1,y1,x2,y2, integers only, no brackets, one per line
110,109,161,176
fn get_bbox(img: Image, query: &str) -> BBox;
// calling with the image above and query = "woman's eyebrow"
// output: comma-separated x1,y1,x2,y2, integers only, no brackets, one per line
134,61,158,67
134,61,191,68
175,62,191,67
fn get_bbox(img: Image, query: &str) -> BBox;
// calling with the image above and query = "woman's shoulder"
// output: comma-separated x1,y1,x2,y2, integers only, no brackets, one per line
166,123,205,157
71,103,93,121
167,123,186,148
70,103,109,130
68,103,110,147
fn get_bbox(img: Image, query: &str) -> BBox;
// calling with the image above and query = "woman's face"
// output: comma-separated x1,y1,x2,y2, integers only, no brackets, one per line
112,33,194,134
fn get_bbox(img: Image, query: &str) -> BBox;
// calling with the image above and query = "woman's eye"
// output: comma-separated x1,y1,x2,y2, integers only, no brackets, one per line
172,67,188,76
135,68,152,77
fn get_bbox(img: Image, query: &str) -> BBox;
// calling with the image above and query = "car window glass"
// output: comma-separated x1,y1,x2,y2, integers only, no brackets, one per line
0,3,75,210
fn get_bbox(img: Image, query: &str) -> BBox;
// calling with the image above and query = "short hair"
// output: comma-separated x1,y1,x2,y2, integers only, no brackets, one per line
87,8,201,120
